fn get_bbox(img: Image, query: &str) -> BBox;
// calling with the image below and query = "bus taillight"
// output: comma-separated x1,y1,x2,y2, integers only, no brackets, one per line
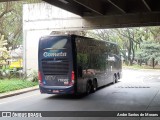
70,71,75,85
38,71,43,85
72,71,75,80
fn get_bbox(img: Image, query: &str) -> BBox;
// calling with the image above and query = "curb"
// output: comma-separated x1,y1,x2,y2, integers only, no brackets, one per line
0,86,39,99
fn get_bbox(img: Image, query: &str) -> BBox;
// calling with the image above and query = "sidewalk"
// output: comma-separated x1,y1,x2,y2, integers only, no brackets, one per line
0,86,39,99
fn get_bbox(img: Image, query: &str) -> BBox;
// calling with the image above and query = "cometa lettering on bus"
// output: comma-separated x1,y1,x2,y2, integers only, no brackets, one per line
43,52,67,57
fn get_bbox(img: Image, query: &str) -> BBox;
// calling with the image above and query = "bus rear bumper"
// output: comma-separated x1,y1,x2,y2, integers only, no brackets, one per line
39,85,75,94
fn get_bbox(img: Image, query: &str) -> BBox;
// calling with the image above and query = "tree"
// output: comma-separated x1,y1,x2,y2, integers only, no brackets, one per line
87,29,111,41
86,27,160,67
115,28,144,65
0,2,23,49
0,0,41,50
0,35,10,65
136,41,160,68
146,27,160,43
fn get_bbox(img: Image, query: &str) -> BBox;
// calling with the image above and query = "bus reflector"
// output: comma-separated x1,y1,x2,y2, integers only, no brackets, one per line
38,71,43,85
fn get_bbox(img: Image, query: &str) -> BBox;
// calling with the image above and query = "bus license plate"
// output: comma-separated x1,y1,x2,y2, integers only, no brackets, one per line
52,90,59,93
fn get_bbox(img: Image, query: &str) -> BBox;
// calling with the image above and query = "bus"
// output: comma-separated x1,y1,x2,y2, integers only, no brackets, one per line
38,34,122,94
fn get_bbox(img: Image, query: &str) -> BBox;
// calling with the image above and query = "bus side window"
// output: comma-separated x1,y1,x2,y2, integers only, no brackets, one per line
78,66,82,77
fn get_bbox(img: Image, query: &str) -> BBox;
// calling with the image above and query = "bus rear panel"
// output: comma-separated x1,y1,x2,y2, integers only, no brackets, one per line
38,35,75,94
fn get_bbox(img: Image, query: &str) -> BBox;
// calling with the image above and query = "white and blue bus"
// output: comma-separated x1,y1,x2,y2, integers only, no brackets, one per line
38,34,122,94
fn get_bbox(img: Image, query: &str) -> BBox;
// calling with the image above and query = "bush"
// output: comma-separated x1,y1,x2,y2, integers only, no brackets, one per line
25,70,38,82
0,67,23,79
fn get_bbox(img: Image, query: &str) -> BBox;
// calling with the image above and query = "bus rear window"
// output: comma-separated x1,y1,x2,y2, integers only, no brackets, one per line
39,36,71,59
40,36,69,51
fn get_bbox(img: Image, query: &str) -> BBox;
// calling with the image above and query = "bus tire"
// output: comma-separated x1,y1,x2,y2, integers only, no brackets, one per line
115,74,118,83
113,74,117,84
117,73,120,79
86,81,91,94
91,80,97,93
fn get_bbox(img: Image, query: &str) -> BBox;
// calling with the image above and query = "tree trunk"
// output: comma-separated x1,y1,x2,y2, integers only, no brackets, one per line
152,58,155,69
139,60,142,66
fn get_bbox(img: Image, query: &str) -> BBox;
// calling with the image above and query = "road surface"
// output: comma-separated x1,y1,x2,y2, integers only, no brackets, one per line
0,68,160,120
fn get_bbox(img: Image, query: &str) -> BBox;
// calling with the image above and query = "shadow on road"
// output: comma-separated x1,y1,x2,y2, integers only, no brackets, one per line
45,82,120,100
46,94,87,100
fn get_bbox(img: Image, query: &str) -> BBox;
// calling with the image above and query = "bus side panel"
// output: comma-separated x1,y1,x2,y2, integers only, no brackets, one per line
75,36,111,93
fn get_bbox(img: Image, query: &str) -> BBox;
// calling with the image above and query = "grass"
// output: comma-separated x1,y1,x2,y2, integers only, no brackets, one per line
123,64,160,70
0,78,38,93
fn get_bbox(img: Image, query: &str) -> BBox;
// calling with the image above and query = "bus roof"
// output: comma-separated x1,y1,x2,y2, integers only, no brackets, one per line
40,34,118,45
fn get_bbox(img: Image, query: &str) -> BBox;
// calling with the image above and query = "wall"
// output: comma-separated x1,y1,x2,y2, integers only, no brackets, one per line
23,3,80,74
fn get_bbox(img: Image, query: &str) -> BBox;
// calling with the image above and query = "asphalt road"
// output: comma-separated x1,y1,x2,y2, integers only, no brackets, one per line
0,68,160,120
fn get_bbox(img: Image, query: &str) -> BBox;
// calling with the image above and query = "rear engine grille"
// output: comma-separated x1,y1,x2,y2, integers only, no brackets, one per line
42,60,69,75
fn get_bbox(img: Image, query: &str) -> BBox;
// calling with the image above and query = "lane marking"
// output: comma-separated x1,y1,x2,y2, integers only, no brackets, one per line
0,93,39,105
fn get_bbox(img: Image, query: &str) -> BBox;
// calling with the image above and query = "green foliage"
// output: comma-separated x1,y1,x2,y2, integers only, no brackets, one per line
0,34,10,66
0,78,38,93
0,67,23,80
0,1,42,49
27,70,38,82
22,70,38,82
0,2,23,48
86,26,160,67
0,35,7,49
136,41,160,63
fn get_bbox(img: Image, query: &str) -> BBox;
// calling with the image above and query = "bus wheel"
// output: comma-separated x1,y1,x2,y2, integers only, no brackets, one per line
117,73,120,79
115,74,118,83
86,82,91,94
91,80,97,93
113,74,117,84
